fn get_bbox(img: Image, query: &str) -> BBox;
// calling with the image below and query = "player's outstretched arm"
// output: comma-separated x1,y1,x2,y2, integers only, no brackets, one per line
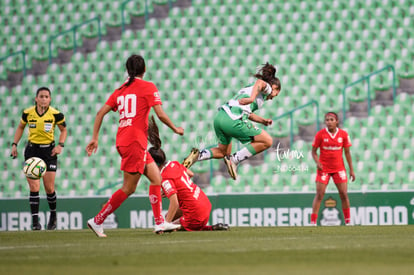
239,79,266,105
153,104,184,135
248,113,273,126
86,104,112,156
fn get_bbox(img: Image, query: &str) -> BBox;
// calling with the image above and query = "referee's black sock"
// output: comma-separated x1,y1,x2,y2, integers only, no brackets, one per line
47,191,57,218
29,191,40,225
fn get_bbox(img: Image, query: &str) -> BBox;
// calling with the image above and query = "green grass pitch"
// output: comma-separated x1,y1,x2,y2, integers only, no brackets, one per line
1,226,414,275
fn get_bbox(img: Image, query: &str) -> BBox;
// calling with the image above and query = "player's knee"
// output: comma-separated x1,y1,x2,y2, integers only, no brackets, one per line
338,191,348,200
316,192,325,200
121,186,136,195
261,134,273,149
264,138,272,149
217,149,226,158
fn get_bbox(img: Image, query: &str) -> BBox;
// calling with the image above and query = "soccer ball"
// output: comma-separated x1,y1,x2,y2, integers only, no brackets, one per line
23,157,47,179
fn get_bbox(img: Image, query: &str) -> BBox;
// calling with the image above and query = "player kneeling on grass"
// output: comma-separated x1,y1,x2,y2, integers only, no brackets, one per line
148,117,229,231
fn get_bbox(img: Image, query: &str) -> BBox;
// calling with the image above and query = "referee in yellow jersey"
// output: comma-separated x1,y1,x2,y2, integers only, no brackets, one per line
11,87,67,230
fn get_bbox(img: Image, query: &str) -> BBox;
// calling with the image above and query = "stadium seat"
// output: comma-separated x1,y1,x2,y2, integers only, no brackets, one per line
229,177,246,193
1,0,414,196
210,176,228,193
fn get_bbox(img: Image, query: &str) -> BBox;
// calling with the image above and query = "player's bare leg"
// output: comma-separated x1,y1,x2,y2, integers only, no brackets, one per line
335,182,351,224
311,181,327,225
88,172,138,237
230,130,272,165
184,143,232,167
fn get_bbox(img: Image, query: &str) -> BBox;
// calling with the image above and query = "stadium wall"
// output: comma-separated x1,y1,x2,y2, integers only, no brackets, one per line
1,192,414,231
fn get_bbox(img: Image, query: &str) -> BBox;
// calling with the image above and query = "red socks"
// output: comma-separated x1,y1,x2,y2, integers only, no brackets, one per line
311,209,350,225
343,208,351,224
95,189,128,225
149,185,164,225
311,213,318,224
94,186,164,226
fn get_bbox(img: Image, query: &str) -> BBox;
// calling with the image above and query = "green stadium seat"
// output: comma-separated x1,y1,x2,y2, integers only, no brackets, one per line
266,174,285,192
210,176,228,193
2,0,414,196
229,177,246,193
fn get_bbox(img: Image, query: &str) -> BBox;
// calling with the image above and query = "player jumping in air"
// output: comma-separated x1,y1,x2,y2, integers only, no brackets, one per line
182,63,281,180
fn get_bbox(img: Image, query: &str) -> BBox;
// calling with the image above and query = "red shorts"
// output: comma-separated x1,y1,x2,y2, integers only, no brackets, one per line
315,170,348,185
180,215,210,231
117,142,154,174
180,199,212,231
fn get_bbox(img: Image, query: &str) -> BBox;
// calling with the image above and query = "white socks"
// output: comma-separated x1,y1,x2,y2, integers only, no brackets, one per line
198,149,212,161
231,147,253,165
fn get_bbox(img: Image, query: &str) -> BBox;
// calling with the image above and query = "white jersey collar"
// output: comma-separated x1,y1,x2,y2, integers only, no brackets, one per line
160,160,171,174
325,127,339,139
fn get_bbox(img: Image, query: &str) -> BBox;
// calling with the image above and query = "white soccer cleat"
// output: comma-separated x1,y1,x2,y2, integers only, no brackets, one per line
223,155,238,180
87,218,107,238
154,222,181,234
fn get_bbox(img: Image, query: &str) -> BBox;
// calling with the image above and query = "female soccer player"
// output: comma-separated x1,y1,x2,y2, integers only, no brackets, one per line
86,54,184,237
11,87,67,230
148,117,229,231
183,63,281,180
310,112,355,226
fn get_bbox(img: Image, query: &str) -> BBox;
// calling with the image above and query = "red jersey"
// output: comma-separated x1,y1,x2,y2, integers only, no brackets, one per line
160,161,211,220
105,78,162,147
312,128,352,173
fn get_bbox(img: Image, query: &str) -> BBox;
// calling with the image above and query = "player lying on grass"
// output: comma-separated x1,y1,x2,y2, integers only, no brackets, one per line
182,62,281,180
148,117,229,231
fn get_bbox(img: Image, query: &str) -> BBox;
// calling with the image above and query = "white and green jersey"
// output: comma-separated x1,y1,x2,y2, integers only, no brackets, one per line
221,82,272,120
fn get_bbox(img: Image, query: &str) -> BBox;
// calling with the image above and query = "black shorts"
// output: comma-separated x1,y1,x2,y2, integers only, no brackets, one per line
24,142,58,172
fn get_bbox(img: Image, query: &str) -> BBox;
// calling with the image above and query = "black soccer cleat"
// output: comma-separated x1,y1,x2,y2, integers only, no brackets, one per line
47,217,57,230
32,223,42,231
212,223,230,231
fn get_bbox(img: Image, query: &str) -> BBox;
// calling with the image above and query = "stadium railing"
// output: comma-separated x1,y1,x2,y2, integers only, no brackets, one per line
121,0,150,32
272,100,320,146
0,50,27,77
48,17,102,64
342,64,396,121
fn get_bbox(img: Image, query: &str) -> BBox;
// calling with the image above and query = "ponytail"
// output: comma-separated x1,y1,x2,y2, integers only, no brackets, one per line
117,54,146,90
254,62,281,91
148,115,161,150
148,116,166,166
